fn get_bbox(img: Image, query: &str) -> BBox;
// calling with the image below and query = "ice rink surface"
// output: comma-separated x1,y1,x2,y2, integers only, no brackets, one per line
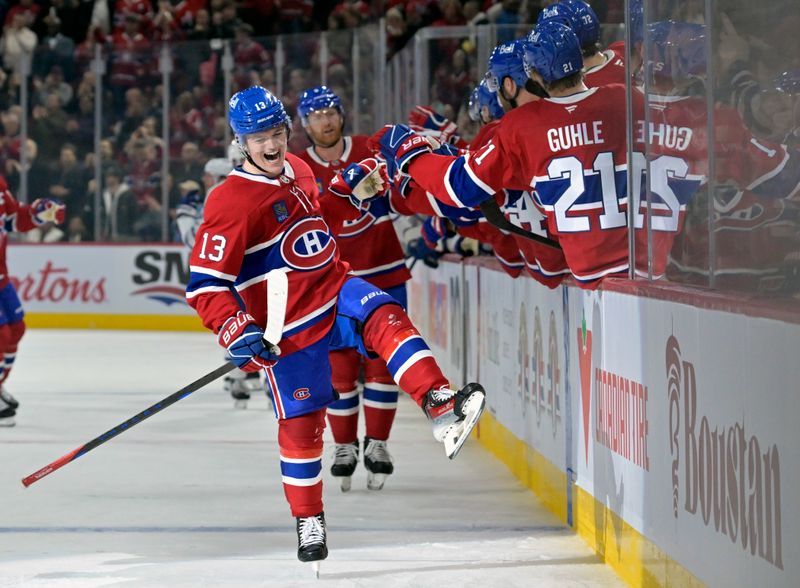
0,330,624,588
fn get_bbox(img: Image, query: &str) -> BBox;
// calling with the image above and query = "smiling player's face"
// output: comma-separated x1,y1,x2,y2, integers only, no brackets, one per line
244,125,288,177
306,108,344,148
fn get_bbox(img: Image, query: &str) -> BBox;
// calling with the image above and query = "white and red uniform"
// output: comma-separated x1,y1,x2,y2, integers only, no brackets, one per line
297,136,410,444
408,84,639,287
0,177,42,385
584,45,627,88
187,154,449,516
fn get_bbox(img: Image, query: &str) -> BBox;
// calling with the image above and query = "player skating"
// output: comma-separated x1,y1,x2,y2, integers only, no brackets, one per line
176,155,271,410
0,175,64,426
185,85,486,573
294,86,410,491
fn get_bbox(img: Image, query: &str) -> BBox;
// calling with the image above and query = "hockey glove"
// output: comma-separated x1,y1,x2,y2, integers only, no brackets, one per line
368,124,432,174
329,157,389,210
421,216,447,250
218,311,280,373
407,236,441,269
408,105,460,145
31,198,66,225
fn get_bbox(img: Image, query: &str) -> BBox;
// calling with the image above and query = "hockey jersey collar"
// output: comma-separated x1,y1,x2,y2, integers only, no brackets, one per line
545,86,598,104
229,159,297,186
584,49,617,76
305,136,352,167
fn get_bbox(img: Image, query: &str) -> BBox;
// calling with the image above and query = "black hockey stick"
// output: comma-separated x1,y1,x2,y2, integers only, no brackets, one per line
479,199,562,250
22,361,237,487
22,272,290,488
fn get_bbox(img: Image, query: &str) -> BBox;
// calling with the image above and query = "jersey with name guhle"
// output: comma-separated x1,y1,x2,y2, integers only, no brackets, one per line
635,92,800,277
297,135,410,290
408,84,639,285
186,153,352,356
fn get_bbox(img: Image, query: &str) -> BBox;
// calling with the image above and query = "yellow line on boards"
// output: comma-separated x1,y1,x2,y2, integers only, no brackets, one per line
24,313,207,332
475,411,704,588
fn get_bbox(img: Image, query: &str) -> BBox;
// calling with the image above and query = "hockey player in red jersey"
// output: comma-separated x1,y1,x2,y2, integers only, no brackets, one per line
631,20,800,279
294,85,411,492
185,85,486,570
537,0,626,88
0,176,65,426
371,23,636,287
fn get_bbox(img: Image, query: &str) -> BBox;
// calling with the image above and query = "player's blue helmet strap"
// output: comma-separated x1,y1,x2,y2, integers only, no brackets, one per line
486,39,530,92
228,85,290,136
524,22,582,84
297,85,343,126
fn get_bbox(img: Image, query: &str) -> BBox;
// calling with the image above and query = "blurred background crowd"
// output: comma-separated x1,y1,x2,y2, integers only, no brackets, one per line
0,0,796,296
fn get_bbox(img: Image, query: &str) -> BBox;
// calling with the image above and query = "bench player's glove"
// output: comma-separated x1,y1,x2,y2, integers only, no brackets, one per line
218,311,280,372
329,157,389,210
31,198,66,225
368,124,432,174
408,105,460,145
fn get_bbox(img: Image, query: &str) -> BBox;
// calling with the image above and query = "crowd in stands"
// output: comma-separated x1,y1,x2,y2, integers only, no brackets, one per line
0,0,592,243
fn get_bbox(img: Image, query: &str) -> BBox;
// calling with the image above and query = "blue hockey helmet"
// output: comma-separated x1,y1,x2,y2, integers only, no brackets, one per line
486,39,530,92
228,85,290,136
297,85,343,127
469,78,505,123
646,21,706,82
537,0,599,50
629,0,644,45
524,22,583,84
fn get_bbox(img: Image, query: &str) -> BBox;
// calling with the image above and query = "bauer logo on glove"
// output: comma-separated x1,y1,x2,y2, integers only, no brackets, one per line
31,198,66,225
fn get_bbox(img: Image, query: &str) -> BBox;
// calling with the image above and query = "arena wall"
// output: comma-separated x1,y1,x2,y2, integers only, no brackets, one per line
409,256,799,588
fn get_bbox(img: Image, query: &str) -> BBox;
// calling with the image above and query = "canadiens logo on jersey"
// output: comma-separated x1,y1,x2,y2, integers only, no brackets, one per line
339,209,378,237
272,200,290,223
280,216,337,271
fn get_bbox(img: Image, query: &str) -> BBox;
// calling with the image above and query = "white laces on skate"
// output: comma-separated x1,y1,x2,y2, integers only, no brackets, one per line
298,515,325,548
332,443,358,466
364,439,393,465
427,387,455,406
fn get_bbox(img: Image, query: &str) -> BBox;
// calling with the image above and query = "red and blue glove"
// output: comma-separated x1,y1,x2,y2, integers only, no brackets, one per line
31,198,66,225
368,124,432,175
408,105,460,145
218,311,279,372
328,157,389,210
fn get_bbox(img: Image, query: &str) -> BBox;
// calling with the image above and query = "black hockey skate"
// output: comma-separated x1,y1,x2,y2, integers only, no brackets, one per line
330,441,358,492
0,387,16,427
423,383,486,459
296,512,328,578
363,437,394,490
224,371,263,409
0,386,18,409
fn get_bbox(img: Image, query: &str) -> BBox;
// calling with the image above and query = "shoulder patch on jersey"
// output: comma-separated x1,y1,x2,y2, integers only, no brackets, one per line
272,200,290,223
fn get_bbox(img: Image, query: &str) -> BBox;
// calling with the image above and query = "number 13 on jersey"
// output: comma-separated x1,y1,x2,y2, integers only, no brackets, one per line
199,232,227,261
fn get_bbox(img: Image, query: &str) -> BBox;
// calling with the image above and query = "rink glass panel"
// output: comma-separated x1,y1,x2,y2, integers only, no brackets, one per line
635,0,800,298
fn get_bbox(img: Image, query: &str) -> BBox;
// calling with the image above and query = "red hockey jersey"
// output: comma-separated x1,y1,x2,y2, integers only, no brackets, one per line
0,176,38,288
584,46,627,88
409,84,639,285
297,135,410,290
186,154,357,356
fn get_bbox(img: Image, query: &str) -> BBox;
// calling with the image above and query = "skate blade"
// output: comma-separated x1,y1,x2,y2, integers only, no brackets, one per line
233,399,248,409
311,561,321,579
340,476,352,492
443,392,486,460
367,472,387,491
0,417,16,427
